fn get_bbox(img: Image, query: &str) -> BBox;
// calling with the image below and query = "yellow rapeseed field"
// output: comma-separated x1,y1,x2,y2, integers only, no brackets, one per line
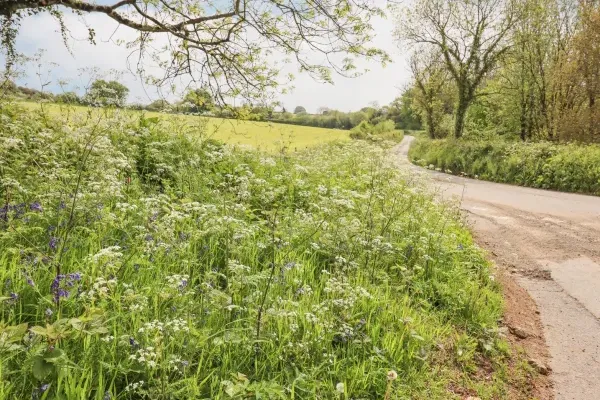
20,102,350,152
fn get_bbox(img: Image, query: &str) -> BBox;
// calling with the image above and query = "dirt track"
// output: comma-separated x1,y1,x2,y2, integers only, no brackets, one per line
394,136,600,400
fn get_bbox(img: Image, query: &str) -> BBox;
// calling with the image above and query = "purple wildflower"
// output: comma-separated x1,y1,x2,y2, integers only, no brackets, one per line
9,292,18,303
68,272,82,281
30,202,43,212
283,261,297,270
129,337,139,348
49,237,59,251
50,274,69,304
23,272,35,287
51,274,65,290
50,273,82,303
178,279,188,291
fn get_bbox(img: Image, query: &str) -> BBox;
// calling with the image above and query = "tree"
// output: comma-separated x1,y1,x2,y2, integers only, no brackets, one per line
55,91,81,105
397,0,518,137
83,80,129,107
1,0,389,104
294,106,307,114
183,88,215,113
388,90,422,130
410,50,449,139
568,3,600,141
146,99,170,112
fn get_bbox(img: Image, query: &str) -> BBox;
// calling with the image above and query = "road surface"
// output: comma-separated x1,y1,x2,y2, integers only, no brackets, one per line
394,136,600,400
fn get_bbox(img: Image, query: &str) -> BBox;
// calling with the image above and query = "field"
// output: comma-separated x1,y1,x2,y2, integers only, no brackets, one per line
0,102,531,399
20,102,350,152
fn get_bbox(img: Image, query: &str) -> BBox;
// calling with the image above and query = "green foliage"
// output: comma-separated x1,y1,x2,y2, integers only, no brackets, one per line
349,120,402,142
293,105,307,114
83,80,129,107
145,99,170,112
0,102,512,399
55,91,81,105
274,109,366,130
410,137,600,195
388,89,423,130
182,89,215,114
273,105,409,132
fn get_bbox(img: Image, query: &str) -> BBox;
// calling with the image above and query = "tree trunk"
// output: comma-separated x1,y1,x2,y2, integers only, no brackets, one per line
426,107,436,139
454,97,469,138
589,93,596,142
519,83,527,141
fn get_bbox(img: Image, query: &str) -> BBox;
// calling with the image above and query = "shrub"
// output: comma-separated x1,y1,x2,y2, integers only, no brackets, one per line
350,120,403,142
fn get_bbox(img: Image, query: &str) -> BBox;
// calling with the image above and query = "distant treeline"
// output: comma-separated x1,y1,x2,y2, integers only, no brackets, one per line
0,78,423,133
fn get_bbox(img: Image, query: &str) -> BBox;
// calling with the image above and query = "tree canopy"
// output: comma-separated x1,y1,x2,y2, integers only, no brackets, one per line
293,106,307,114
395,0,518,138
397,0,600,143
183,88,215,113
83,79,129,107
1,0,389,105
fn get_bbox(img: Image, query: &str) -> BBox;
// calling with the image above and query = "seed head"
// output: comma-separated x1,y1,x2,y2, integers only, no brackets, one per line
387,370,398,381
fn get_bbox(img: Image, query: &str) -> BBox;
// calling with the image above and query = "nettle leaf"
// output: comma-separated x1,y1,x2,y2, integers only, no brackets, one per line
29,325,51,337
69,309,108,335
43,348,65,362
32,355,55,381
0,323,28,344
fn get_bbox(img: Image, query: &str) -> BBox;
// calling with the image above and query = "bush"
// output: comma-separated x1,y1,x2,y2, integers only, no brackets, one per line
55,92,81,105
409,137,600,195
350,120,403,142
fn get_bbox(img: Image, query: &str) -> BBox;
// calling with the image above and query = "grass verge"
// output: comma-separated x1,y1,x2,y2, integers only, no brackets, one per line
0,103,529,399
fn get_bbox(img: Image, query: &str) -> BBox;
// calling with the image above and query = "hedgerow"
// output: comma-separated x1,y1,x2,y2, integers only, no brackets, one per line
410,138,600,195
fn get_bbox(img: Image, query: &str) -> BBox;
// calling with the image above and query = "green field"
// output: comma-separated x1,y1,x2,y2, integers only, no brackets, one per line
20,101,350,152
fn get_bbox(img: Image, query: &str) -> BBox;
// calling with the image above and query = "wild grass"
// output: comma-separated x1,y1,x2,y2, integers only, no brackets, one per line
19,101,350,152
409,137,600,196
0,102,522,399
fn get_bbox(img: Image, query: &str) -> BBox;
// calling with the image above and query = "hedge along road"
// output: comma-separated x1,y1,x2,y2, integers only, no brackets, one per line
394,135,600,400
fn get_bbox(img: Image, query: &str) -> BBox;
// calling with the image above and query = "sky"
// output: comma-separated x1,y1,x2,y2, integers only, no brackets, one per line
10,4,412,114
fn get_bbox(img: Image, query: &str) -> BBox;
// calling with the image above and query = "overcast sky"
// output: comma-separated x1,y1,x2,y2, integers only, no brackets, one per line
10,5,411,113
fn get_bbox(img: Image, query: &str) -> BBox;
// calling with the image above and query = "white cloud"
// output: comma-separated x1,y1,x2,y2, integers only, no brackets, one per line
12,7,411,112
